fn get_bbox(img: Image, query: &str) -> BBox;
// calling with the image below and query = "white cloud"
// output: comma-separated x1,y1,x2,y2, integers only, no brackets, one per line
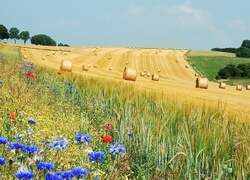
228,19,247,31
127,3,145,17
169,0,212,28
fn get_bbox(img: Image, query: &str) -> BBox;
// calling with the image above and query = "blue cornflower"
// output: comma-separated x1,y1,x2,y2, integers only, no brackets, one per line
0,81,2,85
15,170,35,179
0,136,8,144
0,158,6,165
75,132,91,144
46,173,63,180
88,151,106,164
49,136,69,150
15,134,24,140
72,166,88,178
21,145,38,154
128,133,132,137
110,142,125,155
61,170,75,179
94,178,99,180
28,119,36,124
8,142,24,150
46,86,50,89
36,161,55,171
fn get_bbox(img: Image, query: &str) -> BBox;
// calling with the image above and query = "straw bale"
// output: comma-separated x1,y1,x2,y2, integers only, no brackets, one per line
47,53,50,56
42,56,45,60
144,69,147,73
123,67,137,81
219,82,226,89
52,52,55,55
94,64,98,68
82,65,89,71
109,67,112,70
64,52,67,55
195,73,199,76
60,60,72,72
246,85,250,90
146,73,151,77
108,57,112,59
236,85,242,91
24,48,27,51
23,55,28,59
158,69,161,73
196,77,208,89
152,74,159,81
185,65,189,68
125,61,129,65
140,72,146,77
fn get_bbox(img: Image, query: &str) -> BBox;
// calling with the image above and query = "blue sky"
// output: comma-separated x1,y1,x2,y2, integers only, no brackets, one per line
1,0,249,50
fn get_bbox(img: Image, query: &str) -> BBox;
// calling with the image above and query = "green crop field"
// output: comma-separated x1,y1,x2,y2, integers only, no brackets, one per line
187,50,250,85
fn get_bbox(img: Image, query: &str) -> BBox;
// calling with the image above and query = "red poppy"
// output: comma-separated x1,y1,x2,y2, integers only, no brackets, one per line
10,112,16,120
104,124,112,130
57,72,62,75
25,73,35,80
101,135,112,144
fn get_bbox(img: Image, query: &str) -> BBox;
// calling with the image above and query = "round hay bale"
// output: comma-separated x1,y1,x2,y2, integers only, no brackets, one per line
236,85,242,91
42,56,45,60
24,48,27,51
219,82,226,89
158,69,161,73
146,73,151,77
52,52,55,55
123,67,137,81
195,73,199,76
109,67,112,70
246,85,250,90
108,57,112,59
82,65,89,71
94,64,98,68
23,55,28,59
64,52,67,55
140,72,146,77
60,60,72,72
196,77,208,89
47,53,50,56
144,69,147,73
185,65,189,68
88,64,91,68
152,74,159,81
125,61,129,65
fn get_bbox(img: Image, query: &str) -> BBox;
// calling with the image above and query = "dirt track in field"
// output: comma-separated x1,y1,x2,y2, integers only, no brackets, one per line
18,45,250,120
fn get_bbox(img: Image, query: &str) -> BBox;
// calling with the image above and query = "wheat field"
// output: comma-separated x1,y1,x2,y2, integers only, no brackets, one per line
17,44,250,120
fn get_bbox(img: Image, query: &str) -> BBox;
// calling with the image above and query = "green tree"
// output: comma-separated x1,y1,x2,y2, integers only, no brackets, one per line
9,27,20,44
241,40,250,48
236,47,250,58
30,34,56,46
19,31,30,44
0,24,10,41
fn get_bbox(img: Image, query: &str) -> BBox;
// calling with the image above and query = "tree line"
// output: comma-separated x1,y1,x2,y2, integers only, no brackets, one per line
0,24,69,46
212,40,250,58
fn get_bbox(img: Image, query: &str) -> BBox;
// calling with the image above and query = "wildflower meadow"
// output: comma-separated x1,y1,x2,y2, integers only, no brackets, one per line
1,44,250,179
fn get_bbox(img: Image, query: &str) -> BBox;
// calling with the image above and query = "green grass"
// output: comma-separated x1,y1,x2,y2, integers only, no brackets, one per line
1,45,250,179
187,50,250,84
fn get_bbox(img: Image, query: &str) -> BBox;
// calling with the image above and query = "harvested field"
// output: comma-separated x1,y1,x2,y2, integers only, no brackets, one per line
13,44,250,120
